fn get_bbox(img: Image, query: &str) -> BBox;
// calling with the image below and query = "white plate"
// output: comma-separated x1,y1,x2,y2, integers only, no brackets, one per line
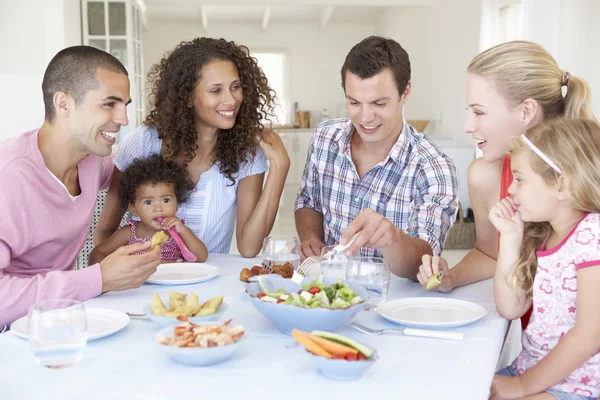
10,308,130,340
377,297,486,328
145,263,220,285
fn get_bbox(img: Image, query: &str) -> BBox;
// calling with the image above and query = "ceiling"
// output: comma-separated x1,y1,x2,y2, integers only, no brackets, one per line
143,1,430,27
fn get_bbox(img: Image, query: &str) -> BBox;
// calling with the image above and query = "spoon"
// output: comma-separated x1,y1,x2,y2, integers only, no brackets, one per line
155,217,197,262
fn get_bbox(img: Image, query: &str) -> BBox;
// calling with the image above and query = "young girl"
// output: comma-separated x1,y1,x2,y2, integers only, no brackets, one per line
90,155,208,264
489,119,600,400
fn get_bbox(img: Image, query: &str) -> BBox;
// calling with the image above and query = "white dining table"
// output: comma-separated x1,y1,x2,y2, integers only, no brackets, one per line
0,254,509,400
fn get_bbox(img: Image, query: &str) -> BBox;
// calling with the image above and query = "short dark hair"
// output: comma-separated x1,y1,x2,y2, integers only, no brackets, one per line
42,45,128,122
341,36,411,97
119,155,192,209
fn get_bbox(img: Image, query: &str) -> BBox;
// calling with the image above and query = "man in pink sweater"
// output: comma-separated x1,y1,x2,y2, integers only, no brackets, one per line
0,46,161,328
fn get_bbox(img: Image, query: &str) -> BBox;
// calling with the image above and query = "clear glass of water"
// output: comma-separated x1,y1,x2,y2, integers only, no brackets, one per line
319,245,349,279
28,299,87,369
261,236,300,270
346,256,391,310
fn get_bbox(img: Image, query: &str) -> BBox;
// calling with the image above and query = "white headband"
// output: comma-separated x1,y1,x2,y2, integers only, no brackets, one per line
520,134,563,174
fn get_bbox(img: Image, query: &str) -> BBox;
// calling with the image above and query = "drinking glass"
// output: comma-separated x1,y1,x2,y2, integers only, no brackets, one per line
28,299,87,369
261,236,300,270
346,256,391,310
319,245,349,279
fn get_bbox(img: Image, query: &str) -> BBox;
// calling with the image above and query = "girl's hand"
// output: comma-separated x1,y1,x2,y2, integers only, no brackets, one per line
489,197,524,237
489,374,526,400
161,216,185,234
257,131,290,169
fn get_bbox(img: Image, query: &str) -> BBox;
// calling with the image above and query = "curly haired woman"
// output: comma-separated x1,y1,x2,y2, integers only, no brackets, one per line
95,37,290,257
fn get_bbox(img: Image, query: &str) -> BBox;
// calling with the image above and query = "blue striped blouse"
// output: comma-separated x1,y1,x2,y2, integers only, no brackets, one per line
114,125,269,254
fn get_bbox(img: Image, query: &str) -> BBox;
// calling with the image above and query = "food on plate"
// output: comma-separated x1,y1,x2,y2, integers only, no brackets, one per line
149,230,169,250
291,329,374,361
155,317,244,348
151,291,224,317
195,295,224,316
272,263,294,279
254,276,364,309
239,262,294,282
426,271,444,290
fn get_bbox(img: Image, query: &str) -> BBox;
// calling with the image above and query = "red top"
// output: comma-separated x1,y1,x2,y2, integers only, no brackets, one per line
499,156,532,329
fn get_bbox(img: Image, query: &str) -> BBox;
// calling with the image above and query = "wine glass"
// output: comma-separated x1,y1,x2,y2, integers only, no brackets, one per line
346,256,391,310
28,299,87,369
261,236,300,270
319,245,349,279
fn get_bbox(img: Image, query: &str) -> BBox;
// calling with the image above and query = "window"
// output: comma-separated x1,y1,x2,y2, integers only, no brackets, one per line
82,0,145,143
252,51,289,126
498,0,524,42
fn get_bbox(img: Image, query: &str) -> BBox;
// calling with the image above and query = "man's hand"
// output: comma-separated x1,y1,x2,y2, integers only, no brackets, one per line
99,242,161,292
299,237,326,261
339,209,399,256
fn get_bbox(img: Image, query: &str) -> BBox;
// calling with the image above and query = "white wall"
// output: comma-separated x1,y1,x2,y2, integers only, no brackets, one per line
143,21,375,125
376,0,481,145
0,0,81,141
377,7,435,124
526,0,600,119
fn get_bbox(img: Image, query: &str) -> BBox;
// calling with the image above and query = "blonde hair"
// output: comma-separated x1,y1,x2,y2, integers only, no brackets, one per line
469,41,596,121
508,119,600,297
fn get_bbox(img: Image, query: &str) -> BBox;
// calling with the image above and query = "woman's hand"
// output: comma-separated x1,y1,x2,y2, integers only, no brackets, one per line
489,197,524,238
416,255,453,292
257,131,290,169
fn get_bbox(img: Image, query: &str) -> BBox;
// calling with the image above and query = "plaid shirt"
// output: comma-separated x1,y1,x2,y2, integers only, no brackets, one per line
295,118,459,258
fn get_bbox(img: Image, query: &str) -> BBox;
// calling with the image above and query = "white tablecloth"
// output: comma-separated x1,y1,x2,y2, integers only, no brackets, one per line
0,254,509,400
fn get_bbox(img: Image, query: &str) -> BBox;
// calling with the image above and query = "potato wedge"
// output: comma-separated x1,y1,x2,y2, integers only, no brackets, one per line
168,290,187,311
426,271,444,290
149,230,169,251
151,293,170,316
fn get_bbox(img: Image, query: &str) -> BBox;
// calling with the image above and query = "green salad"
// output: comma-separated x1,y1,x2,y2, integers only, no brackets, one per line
256,276,364,309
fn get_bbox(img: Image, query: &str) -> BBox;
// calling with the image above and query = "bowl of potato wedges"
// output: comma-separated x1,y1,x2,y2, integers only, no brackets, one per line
143,291,227,327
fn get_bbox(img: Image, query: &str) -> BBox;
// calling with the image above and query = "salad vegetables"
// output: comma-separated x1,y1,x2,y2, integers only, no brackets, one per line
256,276,363,309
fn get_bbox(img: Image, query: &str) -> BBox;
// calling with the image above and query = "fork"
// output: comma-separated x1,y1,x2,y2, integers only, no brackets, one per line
350,322,464,341
291,233,360,284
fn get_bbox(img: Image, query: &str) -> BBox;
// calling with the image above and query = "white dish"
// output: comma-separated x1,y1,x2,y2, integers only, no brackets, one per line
146,263,220,285
10,308,130,340
376,297,486,328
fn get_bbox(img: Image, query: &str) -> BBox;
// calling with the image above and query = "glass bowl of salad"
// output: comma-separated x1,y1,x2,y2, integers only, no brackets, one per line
245,274,368,336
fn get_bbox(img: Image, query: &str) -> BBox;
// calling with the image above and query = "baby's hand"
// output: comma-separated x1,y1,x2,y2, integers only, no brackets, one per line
161,216,185,234
489,197,523,237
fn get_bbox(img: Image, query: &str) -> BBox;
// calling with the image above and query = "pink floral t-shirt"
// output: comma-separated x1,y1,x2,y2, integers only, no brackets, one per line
513,213,600,398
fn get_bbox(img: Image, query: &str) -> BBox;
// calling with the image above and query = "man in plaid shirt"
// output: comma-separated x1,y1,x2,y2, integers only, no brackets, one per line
295,36,459,279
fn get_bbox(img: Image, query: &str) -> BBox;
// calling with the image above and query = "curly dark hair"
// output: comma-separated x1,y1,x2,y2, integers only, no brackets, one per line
119,155,192,208
144,37,277,185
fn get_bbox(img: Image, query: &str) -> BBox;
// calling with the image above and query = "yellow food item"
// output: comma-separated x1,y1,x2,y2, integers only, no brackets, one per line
149,230,169,251
150,292,223,318
151,293,169,316
168,290,187,311
194,296,224,316
426,271,444,290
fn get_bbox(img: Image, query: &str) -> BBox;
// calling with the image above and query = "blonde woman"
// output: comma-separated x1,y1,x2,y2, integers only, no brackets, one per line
489,119,600,400
416,40,596,329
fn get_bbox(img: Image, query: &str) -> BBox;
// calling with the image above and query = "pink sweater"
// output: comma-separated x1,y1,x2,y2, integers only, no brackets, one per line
0,130,113,326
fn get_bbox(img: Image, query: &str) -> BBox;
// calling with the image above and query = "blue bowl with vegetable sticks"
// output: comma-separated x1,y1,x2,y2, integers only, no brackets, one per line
245,274,368,335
